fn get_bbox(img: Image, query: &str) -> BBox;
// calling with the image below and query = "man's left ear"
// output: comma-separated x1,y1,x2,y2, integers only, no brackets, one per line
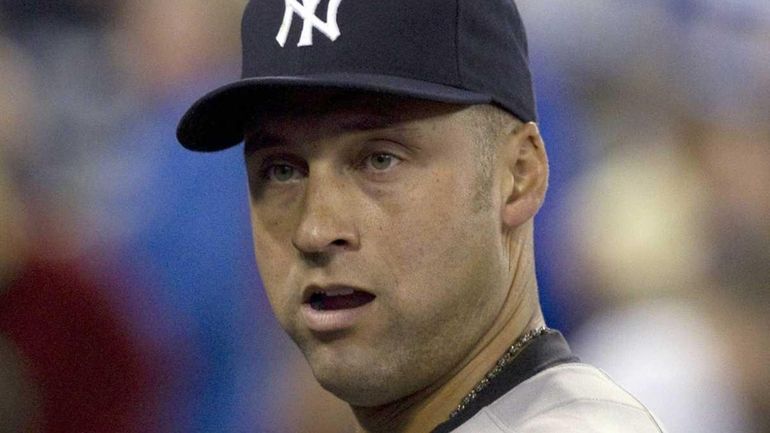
500,122,549,228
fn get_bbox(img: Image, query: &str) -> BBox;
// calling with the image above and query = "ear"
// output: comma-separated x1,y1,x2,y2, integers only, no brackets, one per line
499,122,549,228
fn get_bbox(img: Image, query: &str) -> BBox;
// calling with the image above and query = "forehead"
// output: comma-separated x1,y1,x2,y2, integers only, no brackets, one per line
243,89,470,148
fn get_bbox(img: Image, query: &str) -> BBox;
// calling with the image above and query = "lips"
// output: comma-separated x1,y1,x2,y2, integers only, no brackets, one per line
300,284,376,332
308,286,376,311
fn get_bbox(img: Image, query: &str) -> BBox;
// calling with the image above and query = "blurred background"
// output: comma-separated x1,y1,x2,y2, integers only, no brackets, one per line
0,0,767,432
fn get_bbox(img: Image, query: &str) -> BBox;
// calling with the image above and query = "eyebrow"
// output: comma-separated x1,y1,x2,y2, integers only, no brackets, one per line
244,130,290,155
244,112,416,154
336,113,406,132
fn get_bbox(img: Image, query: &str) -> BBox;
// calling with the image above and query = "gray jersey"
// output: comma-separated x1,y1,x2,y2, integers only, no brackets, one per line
453,363,666,433
431,331,666,433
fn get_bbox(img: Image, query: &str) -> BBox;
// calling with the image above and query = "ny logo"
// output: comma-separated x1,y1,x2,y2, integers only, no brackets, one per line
276,0,342,47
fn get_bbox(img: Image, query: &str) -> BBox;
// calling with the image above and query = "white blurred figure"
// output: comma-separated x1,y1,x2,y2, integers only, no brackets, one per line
560,146,752,433
518,1,769,431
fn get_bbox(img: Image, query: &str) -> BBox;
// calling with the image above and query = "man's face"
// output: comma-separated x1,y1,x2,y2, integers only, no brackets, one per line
245,92,510,406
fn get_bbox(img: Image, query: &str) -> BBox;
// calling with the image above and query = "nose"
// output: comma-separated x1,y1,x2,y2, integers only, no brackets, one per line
291,171,360,257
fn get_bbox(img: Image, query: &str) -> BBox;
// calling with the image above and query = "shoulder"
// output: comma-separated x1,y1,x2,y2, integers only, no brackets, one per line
453,363,667,433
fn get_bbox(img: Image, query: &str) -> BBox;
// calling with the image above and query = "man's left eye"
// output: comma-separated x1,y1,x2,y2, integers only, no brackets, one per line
364,153,401,171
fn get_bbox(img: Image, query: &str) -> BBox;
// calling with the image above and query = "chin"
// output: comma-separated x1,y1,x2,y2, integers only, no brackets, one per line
319,378,402,407
308,357,416,407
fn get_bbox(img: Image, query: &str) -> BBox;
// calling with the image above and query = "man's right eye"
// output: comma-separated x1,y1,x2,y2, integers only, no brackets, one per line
264,163,302,183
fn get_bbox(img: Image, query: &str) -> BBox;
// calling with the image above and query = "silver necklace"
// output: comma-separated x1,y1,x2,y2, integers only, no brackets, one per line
449,326,551,419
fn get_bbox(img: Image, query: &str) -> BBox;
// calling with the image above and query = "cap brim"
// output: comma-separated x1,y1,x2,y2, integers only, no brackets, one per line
176,73,492,152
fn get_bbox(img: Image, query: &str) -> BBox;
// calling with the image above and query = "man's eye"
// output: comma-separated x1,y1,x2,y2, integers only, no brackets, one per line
265,163,300,182
364,153,400,171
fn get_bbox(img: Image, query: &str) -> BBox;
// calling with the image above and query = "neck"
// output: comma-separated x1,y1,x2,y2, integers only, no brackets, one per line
351,225,544,433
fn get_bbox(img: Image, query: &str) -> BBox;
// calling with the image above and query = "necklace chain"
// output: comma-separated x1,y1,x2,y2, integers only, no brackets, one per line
449,326,551,419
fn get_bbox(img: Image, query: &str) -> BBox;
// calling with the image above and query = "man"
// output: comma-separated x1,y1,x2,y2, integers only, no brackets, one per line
177,1,666,432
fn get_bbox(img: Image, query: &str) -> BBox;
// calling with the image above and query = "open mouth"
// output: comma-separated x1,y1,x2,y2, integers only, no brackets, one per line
307,287,376,311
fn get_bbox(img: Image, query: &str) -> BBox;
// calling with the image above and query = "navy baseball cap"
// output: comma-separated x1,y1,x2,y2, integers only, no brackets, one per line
177,0,536,151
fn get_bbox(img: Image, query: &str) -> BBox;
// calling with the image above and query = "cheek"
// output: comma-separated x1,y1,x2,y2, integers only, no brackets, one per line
248,187,301,254
249,204,297,316
379,167,497,296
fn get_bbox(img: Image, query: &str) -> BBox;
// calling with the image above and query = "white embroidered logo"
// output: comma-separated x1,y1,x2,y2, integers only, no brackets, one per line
276,0,342,47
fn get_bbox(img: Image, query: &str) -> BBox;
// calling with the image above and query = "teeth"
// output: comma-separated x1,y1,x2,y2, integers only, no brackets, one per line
321,287,355,297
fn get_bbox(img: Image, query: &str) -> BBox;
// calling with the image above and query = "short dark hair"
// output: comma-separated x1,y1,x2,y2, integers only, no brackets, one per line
467,104,521,211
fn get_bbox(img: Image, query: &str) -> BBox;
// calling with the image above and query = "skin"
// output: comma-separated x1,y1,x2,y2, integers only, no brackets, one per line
244,90,549,433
